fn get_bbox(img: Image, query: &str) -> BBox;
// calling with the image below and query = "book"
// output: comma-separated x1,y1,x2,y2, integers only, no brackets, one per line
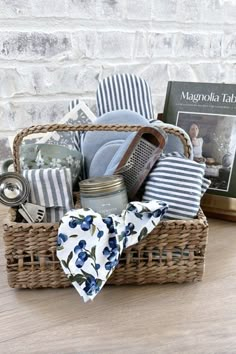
163,81,236,220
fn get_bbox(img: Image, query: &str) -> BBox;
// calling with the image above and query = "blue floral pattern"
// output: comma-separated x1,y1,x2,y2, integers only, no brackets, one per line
57,200,168,302
57,233,68,249
103,236,120,271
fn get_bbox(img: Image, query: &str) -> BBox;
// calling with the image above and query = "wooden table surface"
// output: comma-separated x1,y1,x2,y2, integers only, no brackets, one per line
0,205,236,354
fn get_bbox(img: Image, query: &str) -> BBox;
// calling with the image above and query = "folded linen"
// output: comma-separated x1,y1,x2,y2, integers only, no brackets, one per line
23,168,74,222
142,152,211,220
57,200,168,302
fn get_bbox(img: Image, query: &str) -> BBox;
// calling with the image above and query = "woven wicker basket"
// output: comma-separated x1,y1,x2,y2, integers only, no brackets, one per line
3,123,208,289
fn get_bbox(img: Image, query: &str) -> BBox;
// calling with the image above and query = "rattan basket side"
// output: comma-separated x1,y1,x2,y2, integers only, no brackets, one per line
2,123,208,288
3,193,208,289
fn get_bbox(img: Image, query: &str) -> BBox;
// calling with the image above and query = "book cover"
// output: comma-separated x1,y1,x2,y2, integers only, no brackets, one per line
163,81,236,200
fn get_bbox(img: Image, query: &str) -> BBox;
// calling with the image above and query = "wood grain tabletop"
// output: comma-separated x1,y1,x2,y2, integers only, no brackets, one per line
0,205,236,354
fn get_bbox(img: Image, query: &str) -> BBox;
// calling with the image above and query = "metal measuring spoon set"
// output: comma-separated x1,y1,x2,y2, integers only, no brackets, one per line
0,172,45,223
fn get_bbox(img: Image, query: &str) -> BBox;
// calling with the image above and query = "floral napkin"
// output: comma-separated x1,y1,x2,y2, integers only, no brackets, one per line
57,200,168,302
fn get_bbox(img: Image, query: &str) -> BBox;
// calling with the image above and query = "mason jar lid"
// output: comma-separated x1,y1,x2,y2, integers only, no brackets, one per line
79,175,125,195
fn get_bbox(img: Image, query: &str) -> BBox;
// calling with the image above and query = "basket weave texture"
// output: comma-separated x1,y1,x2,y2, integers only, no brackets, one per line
3,123,208,288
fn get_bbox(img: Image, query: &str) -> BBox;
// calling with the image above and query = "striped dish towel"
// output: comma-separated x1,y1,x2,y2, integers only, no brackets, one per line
142,152,211,220
23,168,74,222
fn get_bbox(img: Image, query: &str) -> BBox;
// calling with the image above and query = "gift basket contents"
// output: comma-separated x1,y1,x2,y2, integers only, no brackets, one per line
2,73,210,301
0,172,45,223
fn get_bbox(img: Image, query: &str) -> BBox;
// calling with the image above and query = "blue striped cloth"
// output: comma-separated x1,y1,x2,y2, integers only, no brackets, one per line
142,153,211,220
96,73,153,119
23,168,74,222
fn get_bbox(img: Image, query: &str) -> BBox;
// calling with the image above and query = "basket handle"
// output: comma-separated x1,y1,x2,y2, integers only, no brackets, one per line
158,126,192,159
12,123,144,173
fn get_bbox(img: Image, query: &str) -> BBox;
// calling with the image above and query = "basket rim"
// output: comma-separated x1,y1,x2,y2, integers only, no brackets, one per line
3,206,208,232
12,122,192,173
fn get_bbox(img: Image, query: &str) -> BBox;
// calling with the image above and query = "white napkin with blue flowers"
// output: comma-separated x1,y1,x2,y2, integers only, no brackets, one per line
57,200,168,302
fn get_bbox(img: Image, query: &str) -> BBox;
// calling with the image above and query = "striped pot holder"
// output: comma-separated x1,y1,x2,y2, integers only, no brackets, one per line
142,152,211,220
23,168,74,222
69,73,153,153
96,73,153,119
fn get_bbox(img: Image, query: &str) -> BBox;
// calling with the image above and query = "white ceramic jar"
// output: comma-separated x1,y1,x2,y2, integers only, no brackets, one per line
79,175,128,217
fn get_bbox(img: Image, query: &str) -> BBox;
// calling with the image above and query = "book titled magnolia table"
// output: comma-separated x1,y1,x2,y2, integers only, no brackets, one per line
163,81,236,221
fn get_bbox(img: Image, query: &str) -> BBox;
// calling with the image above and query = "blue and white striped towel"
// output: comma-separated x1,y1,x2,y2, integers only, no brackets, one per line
23,168,74,222
142,152,211,220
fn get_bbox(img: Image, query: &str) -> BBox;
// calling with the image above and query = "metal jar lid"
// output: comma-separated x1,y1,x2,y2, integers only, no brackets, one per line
79,175,125,195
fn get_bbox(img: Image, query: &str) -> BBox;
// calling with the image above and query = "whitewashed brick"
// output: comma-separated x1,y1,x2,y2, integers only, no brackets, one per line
148,33,173,57
33,66,99,95
176,0,201,22
99,65,116,80
96,31,135,59
194,63,225,82
96,0,125,18
134,32,149,58
114,64,144,75
0,101,69,130
152,94,166,116
168,64,197,82
224,0,236,23
168,63,225,82
127,0,152,20
224,63,236,83
0,138,12,162
138,64,169,95
67,0,96,19
209,34,223,57
151,0,177,21
32,0,67,17
0,102,15,130
174,33,204,57
0,99,97,131
0,32,72,60
0,0,31,18
72,31,98,59
0,65,100,98
56,66,99,94
174,33,222,58
0,68,34,98
200,0,224,23
223,34,236,58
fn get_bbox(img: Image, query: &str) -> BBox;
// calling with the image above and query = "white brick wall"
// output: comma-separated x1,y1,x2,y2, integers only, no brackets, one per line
0,0,236,163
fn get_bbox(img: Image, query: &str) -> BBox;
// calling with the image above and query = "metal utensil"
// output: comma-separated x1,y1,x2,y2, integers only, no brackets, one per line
0,172,45,223
18,202,45,223
114,126,167,200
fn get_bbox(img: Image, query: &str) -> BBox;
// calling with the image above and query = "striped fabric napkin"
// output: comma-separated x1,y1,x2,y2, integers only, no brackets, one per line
142,152,211,220
23,168,74,222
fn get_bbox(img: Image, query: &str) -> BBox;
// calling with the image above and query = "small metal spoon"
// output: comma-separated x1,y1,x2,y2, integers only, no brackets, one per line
0,172,45,223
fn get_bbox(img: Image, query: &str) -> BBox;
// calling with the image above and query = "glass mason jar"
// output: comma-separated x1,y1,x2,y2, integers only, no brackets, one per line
79,175,128,217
